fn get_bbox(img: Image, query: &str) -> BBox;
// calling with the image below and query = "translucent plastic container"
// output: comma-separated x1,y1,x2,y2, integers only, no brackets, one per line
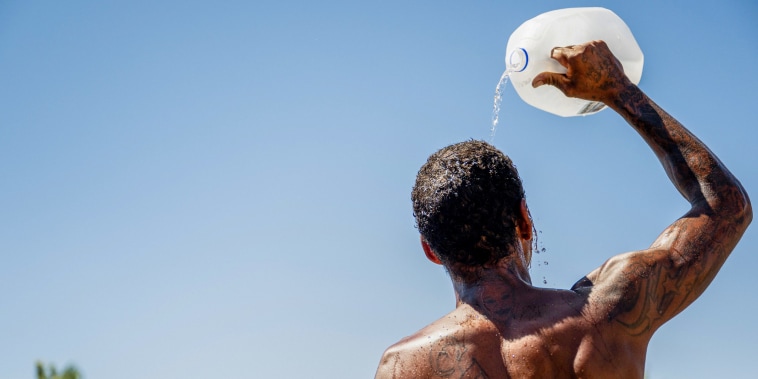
505,7,644,117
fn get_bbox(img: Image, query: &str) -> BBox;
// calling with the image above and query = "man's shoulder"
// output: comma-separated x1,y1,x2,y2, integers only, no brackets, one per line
375,318,449,376
375,329,434,378
375,312,500,379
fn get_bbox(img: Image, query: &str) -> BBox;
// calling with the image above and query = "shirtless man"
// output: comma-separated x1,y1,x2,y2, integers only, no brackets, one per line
375,41,752,379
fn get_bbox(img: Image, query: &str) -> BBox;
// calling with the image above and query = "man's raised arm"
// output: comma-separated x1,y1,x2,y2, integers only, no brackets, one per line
534,41,752,336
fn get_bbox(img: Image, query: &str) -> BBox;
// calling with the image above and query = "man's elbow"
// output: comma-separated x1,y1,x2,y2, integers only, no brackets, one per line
735,183,752,227
714,179,752,225
727,185,752,232
740,195,752,228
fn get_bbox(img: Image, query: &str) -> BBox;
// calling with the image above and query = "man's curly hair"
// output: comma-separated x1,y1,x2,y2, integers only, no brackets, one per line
412,140,525,268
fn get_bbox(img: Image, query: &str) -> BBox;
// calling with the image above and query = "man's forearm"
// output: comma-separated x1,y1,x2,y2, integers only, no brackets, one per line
531,39,750,220
608,84,750,217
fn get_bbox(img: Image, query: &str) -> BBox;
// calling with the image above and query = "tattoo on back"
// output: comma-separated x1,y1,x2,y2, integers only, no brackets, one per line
429,337,490,379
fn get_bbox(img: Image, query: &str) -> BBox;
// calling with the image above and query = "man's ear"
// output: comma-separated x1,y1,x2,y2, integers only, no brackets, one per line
421,236,442,265
516,199,533,241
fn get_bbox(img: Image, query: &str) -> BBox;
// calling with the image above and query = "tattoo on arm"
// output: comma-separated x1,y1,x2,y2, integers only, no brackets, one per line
612,251,690,336
613,215,743,336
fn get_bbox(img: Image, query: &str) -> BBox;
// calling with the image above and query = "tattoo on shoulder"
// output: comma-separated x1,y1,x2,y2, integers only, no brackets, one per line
429,336,490,379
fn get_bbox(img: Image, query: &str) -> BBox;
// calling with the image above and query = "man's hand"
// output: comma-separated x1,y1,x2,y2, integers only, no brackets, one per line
532,40,631,104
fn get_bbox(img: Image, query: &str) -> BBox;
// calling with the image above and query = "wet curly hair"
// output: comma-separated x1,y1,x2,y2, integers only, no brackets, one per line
412,140,526,268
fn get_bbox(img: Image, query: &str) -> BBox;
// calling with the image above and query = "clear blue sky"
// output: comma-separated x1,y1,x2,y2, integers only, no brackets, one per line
1,1,756,378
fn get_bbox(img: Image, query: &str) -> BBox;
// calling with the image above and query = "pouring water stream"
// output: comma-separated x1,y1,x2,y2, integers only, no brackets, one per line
490,64,519,142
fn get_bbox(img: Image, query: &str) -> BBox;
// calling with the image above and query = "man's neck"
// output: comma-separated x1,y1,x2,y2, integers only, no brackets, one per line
452,261,534,310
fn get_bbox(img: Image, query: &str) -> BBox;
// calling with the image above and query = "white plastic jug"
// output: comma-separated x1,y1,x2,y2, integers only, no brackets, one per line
505,7,644,117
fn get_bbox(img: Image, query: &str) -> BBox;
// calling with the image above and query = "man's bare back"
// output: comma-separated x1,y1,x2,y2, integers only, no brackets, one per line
376,41,751,379
378,272,652,378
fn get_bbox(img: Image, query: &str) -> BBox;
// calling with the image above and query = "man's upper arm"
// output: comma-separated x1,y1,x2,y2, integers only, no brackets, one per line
586,205,750,338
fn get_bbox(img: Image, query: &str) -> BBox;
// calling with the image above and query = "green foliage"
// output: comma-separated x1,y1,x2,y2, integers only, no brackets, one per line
35,362,82,379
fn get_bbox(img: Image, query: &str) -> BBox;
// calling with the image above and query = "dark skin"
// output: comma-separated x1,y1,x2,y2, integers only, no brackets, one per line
375,41,752,379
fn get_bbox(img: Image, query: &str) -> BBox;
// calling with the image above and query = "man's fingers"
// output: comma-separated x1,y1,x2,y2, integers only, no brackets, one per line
532,72,569,93
550,46,572,68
